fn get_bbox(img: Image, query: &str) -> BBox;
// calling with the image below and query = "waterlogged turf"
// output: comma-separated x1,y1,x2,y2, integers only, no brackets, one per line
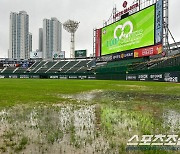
0,79,180,153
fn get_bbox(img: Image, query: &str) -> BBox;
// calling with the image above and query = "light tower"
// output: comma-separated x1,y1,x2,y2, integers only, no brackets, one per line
63,20,80,58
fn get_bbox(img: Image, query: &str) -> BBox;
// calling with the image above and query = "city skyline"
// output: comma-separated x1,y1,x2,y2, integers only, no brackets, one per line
0,0,180,58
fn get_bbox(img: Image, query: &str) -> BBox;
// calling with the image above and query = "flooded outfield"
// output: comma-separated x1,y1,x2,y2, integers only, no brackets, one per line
0,90,180,154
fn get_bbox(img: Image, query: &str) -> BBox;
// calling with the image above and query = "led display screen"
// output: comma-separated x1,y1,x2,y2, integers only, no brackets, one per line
101,5,155,55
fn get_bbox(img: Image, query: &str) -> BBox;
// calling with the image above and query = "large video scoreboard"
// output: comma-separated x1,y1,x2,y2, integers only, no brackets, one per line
101,5,155,55
95,0,163,59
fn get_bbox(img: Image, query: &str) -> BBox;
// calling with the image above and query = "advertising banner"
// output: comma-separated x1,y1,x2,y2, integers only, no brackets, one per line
20,75,29,79
95,29,101,57
50,76,59,79
126,75,137,81
30,52,43,59
68,76,78,79
101,5,155,55
88,76,96,79
75,50,87,58
3,63,20,67
59,75,68,79
9,75,18,78
96,55,112,62
78,76,87,79
53,51,65,59
155,0,163,44
112,50,134,61
126,72,180,83
0,75,5,78
137,74,149,81
30,75,40,79
59,51,65,59
164,72,179,83
149,74,163,81
134,44,162,58
1,61,34,68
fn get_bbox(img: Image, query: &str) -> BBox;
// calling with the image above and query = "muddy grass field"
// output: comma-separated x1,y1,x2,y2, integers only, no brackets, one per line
0,79,180,154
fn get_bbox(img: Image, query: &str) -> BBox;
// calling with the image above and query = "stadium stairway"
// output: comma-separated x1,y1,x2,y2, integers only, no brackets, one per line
47,61,69,73
60,61,79,73
45,61,60,73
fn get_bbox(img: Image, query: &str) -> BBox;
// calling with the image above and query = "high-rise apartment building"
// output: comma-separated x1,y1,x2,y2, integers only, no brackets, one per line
29,33,32,53
42,17,62,59
39,28,43,52
9,11,31,59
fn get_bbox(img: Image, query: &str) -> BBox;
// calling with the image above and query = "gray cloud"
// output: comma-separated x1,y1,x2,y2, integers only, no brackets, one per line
0,0,179,58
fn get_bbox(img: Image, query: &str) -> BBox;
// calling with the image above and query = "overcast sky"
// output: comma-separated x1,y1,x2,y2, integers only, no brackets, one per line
0,0,180,58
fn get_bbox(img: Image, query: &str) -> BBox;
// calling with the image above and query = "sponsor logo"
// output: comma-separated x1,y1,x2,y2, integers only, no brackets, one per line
88,76,96,79
164,73,178,83
78,76,87,79
0,75,5,78
3,64,19,67
114,21,134,39
126,75,137,80
112,51,134,60
69,76,78,79
20,75,29,79
32,76,39,79
134,44,162,58
9,75,17,78
103,29,106,34
123,1,128,8
113,3,139,18
34,52,38,57
150,74,163,81
138,74,148,80
53,53,58,58
59,75,67,79
50,76,59,79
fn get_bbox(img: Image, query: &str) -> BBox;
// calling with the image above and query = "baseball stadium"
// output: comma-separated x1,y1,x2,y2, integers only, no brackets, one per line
0,0,180,153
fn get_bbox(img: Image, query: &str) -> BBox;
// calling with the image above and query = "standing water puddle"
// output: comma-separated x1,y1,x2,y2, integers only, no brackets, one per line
0,90,179,153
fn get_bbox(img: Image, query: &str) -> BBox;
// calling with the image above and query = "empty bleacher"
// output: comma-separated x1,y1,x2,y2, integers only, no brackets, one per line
0,58,96,77
47,61,68,73
60,61,79,73
14,67,28,74
65,60,90,73
29,61,47,73
36,61,56,73
96,58,144,73
1,67,16,74
130,54,180,71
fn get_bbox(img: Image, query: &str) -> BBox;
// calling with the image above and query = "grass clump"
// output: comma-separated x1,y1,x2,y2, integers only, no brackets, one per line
14,136,28,152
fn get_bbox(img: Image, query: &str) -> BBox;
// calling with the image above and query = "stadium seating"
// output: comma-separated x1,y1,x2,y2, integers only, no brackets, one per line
130,54,180,71
14,68,28,74
95,58,144,73
1,67,16,73
0,59,95,75
47,61,69,73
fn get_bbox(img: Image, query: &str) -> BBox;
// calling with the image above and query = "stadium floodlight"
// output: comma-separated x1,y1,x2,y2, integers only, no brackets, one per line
63,20,80,58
